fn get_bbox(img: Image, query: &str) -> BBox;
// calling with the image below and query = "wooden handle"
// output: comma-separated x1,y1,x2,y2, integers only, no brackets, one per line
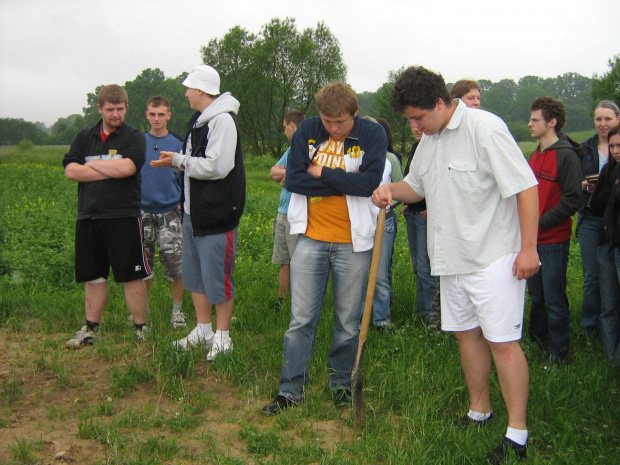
352,206,386,427
357,207,386,350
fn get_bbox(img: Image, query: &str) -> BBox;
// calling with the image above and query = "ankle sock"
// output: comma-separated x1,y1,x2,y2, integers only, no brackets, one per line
506,427,528,446
468,409,492,422
135,323,145,330
197,323,213,340
172,302,182,314
215,330,230,339
86,320,100,332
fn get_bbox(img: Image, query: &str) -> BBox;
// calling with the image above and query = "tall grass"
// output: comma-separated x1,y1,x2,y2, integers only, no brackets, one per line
0,146,618,464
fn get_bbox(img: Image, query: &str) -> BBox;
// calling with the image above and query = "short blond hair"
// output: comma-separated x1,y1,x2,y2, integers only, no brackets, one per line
315,82,358,117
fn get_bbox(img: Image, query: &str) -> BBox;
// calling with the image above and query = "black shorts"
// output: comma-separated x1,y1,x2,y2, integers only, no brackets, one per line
75,218,152,283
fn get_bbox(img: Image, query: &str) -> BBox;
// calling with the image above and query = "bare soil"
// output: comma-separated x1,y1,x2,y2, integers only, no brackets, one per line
0,328,353,464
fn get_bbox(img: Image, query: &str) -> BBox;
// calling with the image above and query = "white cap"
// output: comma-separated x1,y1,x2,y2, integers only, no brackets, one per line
182,64,220,95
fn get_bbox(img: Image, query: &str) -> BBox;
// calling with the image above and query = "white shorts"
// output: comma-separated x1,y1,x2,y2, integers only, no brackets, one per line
440,252,526,343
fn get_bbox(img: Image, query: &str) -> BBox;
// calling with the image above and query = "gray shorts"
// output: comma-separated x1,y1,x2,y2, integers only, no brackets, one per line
182,214,237,304
142,209,183,282
271,212,299,265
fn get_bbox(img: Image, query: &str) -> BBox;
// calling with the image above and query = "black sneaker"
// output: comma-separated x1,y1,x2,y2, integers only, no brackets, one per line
452,412,494,428
261,395,300,415
270,298,284,313
487,437,527,464
332,388,352,407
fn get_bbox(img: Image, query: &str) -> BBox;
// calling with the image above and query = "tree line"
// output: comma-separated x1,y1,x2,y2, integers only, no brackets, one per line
1,18,618,157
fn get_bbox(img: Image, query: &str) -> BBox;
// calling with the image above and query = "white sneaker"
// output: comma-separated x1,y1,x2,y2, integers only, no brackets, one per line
171,312,187,329
135,325,149,343
66,325,99,348
172,326,213,351
206,334,233,361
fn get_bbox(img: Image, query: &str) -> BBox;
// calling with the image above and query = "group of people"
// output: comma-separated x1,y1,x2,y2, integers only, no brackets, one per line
61,62,620,464
264,71,620,464
63,64,245,361
262,71,533,464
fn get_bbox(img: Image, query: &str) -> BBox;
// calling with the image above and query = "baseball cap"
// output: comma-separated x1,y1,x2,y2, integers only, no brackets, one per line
182,64,220,95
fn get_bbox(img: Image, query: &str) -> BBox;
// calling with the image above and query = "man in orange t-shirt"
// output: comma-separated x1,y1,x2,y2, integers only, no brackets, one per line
262,83,387,414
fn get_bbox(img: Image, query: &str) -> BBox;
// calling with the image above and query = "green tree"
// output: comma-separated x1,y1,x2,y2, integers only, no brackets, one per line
481,79,518,121
552,72,591,106
0,118,46,145
82,86,102,128
592,55,620,107
357,91,376,116
49,114,85,144
372,67,412,156
201,18,347,157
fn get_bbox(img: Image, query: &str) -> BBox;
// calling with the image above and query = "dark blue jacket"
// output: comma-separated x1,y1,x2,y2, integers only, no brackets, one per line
579,133,600,212
285,115,387,198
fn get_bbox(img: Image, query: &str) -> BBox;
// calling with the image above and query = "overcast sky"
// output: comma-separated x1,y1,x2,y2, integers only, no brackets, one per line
0,0,617,127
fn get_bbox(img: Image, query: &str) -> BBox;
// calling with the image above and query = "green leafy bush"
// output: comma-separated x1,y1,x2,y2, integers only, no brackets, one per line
17,139,34,150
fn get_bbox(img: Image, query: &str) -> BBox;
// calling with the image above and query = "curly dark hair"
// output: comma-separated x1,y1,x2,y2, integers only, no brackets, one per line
390,66,451,113
529,96,566,134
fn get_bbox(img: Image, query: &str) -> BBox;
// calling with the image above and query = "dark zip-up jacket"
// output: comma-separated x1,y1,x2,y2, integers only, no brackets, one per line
63,120,145,220
182,110,245,236
285,115,386,198
528,134,583,244
579,133,601,212
403,141,426,212
603,163,620,247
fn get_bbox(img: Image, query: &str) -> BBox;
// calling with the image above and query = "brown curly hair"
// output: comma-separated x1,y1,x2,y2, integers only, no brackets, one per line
529,96,566,134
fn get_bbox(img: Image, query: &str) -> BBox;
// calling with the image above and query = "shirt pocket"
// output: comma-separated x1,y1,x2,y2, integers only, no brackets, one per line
448,157,478,195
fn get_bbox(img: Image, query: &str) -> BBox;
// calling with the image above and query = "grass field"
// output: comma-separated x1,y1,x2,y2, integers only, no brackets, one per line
0,143,618,464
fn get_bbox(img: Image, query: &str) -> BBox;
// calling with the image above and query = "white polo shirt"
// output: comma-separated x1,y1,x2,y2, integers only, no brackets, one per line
404,100,537,276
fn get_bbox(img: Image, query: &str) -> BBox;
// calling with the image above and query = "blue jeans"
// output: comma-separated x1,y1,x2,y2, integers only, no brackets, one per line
598,243,620,364
578,213,603,330
279,236,371,399
527,240,570,362
362,213,396,326
404,210,438,320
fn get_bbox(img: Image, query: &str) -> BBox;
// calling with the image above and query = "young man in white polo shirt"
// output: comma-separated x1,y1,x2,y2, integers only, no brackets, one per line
372,66,539,463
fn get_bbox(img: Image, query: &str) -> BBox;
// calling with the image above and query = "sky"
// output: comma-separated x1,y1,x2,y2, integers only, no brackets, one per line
0,0,617,127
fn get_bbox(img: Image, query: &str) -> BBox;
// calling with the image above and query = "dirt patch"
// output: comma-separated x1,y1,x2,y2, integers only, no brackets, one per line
0,328,354,464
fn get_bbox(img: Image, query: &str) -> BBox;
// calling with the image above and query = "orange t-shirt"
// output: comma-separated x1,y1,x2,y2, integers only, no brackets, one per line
305,137,352,243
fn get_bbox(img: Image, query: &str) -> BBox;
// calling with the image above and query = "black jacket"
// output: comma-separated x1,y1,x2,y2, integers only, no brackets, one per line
579,133,601,212
403,142,426,212
63,121,145,220
182,111,245,236
603,163,620,247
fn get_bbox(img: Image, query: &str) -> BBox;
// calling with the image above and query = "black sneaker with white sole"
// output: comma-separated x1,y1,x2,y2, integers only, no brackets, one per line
261,395,302,415
487,437,527,464
452,412,494,428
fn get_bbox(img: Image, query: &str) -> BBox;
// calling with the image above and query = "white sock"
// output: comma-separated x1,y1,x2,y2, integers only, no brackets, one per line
172,302,182,314
468,409,492,421
197,323,213,340
216,330,230,339
506,427,528,446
